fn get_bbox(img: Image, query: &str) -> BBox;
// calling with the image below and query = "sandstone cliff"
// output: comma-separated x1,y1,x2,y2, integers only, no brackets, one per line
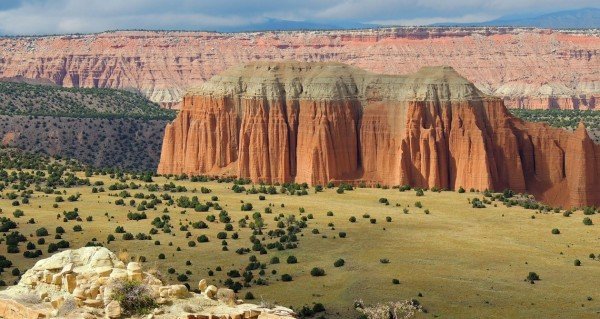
158,61,600,208
0,28,599,110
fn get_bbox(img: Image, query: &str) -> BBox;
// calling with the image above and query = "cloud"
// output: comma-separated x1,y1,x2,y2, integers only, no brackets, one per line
0,0,597,35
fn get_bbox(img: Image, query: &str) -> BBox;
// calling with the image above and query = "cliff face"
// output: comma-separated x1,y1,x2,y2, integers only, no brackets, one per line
158,61,600,208
0,28,599,110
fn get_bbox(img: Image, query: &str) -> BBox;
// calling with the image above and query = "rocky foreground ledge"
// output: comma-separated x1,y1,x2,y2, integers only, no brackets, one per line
0,247,295,319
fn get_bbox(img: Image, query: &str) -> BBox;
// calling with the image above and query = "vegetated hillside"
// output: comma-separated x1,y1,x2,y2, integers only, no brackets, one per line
510,109,600,142
0,116,167,171
0,82,175,171
0,81,175,120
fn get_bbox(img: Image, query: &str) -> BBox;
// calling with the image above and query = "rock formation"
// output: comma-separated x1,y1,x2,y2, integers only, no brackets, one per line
0,247,295,319
158,61,600,208
0,28,599,109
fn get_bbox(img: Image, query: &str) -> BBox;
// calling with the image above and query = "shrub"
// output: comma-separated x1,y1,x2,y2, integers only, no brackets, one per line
197,235,209,243
244,292,255,300
73,225,83,232
338,232,347,238
216,232,227,239
111,280,157,316
392,278,400,284
386,216,392,222
526,272,540,282
458,186,465,193
286,256,298,264
583,217,593,226
334,258,345,267
281,274,293,282
158,253,166,260
35,228,48,237
313,303,325,313
326,211,334,216
349,216,356,223
380,258,390,264
370,218,376,224
241,203,253,211
415,189,424,196
574,259,581,266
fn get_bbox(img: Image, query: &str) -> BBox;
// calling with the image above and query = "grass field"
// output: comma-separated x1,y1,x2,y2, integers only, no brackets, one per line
1,172,600,318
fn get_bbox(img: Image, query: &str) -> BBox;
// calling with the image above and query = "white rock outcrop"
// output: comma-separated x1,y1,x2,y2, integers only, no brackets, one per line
0,247,296,319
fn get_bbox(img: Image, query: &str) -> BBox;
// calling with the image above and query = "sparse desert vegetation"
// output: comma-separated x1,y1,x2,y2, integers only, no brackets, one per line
0,82,175,171
0,149,597,318
510,109,600,142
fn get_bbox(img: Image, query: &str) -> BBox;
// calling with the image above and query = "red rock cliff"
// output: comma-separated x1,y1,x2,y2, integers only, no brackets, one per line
158,61,600,208
0,28,599,110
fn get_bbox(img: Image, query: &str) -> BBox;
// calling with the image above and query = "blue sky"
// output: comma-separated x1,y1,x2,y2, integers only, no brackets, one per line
0,0,596,35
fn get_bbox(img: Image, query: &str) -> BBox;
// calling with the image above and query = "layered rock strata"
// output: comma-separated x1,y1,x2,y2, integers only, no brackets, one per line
0,28,599,109
158,61,600,208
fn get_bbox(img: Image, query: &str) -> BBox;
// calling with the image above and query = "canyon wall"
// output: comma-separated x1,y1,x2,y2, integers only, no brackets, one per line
0,28,599,109
158,61,600,208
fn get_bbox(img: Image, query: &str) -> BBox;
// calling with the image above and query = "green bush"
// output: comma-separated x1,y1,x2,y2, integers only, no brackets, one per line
310,267,325,276
334,258,345,267
526,272,540,281
583,217,593,225
551,228,560,235
111,280,157,316
281,274,293,282
216,232,227,239
287,256,298,264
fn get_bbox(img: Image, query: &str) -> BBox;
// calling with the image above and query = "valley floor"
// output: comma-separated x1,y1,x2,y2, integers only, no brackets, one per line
1,174,599,318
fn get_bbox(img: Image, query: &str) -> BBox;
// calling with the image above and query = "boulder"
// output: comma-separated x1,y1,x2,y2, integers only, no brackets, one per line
198,279,207,291
168,285,189,299
216,288,236,306
105,300,121,319
204,285,218,299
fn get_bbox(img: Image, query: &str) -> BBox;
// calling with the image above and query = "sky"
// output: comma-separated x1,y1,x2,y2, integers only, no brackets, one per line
0,0,596,35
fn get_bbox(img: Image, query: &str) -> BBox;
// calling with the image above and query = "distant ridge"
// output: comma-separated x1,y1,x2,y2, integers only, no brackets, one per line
432,8,600,28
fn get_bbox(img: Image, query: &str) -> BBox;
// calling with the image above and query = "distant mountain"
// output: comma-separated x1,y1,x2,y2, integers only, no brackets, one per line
432,8,600,29
218,18,377,32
